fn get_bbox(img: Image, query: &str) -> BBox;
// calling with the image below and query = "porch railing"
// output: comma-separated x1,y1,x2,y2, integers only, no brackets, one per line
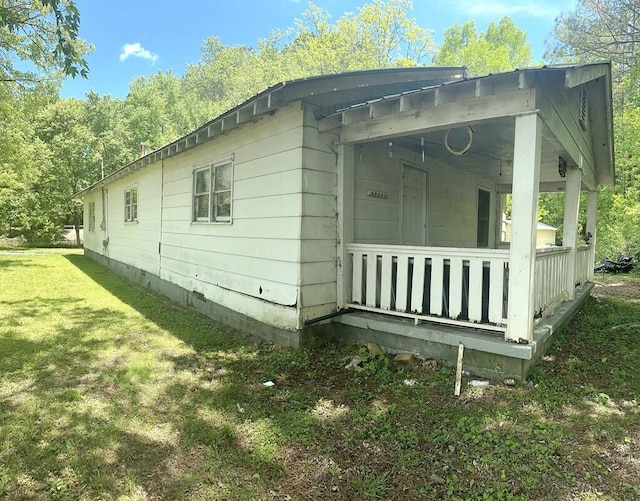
346,244,510,332
575,245,592,286
346,244,595,332
533,247,570,318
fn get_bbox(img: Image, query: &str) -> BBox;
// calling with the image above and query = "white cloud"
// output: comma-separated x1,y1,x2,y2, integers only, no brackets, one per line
119,42,159,63
455,0,563,18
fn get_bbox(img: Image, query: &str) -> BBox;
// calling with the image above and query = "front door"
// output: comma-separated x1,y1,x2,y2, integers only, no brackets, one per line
401,164,427,245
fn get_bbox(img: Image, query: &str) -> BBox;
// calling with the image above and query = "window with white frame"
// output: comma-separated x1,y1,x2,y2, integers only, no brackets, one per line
193,160,232,222
88,201,96,231
124,186,138,222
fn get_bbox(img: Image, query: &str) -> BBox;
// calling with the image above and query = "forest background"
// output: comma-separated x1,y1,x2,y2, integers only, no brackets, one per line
1,0,638,261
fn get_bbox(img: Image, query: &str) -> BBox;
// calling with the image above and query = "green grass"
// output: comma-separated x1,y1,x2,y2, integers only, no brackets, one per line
0,250,639,500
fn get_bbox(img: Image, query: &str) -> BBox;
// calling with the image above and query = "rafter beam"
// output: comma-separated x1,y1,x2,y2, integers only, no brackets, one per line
337,89,537,144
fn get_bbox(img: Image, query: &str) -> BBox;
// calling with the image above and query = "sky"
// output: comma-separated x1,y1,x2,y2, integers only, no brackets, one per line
60,0,578,100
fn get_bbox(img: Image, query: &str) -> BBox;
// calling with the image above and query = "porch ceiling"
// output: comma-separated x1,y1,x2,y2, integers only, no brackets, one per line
384,118,572,189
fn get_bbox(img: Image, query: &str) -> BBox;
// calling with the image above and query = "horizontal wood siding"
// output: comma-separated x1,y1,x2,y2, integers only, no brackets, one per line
353,144,401,244
104,165,162,274
159,103,305,329
82,191,102,254
428,155,493,248
353,142,495,248
299,112,339,321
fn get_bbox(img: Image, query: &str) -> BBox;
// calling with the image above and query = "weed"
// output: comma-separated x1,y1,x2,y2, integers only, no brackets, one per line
355,347,395,383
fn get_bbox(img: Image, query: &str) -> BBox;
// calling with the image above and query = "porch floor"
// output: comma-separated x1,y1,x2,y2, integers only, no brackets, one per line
332,282,594,380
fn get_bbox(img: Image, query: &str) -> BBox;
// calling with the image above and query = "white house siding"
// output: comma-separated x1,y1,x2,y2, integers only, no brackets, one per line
427,156,496,248
82,191,103,252
103,166,163,275
353,143,402,244
298,109,339,322
158,103,305,331
352,142,496,248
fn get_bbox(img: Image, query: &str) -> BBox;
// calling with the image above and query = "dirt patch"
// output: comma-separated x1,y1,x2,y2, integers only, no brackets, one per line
593,277,640,300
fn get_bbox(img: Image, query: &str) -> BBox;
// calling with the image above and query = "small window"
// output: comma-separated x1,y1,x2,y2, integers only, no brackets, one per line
477,189,491,247
88,201,96,232
193,160,233,222
124,187,138,222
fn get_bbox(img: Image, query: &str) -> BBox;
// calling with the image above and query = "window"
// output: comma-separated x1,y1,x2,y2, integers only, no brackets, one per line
88,201,96,232
124,187,138,222
193,160,232,222
477,189,491,247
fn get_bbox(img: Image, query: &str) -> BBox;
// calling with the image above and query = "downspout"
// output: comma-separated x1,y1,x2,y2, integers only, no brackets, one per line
101,187,108,257
159,158,164,277
296,101,305,331
99,156,109,257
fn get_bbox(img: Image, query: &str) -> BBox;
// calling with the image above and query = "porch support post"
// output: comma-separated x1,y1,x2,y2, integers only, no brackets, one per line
563,168,582,300
586,190,598,282
506,113,541,342
337,144,355,308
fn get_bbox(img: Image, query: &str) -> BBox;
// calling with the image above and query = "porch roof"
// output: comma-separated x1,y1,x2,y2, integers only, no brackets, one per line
320,63,615,188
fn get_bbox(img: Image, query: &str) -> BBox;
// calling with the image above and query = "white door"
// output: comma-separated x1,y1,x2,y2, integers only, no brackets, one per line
401,164,427,245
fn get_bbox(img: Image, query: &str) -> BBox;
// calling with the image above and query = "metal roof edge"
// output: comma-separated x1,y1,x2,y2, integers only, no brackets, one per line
75,66,468,198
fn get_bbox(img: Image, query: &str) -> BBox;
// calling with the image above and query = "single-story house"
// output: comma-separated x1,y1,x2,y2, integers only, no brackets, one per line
503,220,558,248
76,63,614,380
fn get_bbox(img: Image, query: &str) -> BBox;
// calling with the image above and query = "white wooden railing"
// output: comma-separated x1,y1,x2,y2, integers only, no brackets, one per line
533,247,570,318
346,244,594,332
532,245,593,319
575,245,592,285
346,244,510,332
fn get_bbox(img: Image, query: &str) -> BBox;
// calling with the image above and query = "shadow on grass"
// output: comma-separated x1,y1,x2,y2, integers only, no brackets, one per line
0,257,47,269
0,253,636,500
0,254,289,500
63,254,253,351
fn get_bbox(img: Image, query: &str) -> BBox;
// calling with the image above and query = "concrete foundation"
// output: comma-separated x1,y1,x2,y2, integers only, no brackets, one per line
332,282,593,381
83,249,327,348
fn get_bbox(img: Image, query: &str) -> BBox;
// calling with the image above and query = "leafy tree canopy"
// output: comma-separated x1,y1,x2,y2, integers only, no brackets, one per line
547,0,640,68
433,17,532,75
546,0,640,259
184,0,437,115
0,0,90,83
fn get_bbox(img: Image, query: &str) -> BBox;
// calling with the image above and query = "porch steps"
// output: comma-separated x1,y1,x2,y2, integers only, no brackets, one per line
332,282,593,381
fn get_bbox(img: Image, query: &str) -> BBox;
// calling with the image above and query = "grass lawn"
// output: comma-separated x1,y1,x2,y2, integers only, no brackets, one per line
0,250,639,500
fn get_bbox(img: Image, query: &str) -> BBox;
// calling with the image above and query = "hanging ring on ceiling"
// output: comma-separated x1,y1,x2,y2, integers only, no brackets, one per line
444,126,473,156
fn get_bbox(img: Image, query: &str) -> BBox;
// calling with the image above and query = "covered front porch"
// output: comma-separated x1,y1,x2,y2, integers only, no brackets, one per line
321,64,614,378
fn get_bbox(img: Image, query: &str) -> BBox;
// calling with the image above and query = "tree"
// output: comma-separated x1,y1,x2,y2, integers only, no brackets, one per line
183,38,272,116
547,0,640,258
433,17,532,75
0,0,90,83
0,83,57,240
84,91,132,175
34,98,98,240
183,0,436,114
125,71,215,152
547,0,640,69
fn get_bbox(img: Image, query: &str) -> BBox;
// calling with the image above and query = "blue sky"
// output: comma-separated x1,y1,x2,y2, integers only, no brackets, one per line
60,0,578,99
